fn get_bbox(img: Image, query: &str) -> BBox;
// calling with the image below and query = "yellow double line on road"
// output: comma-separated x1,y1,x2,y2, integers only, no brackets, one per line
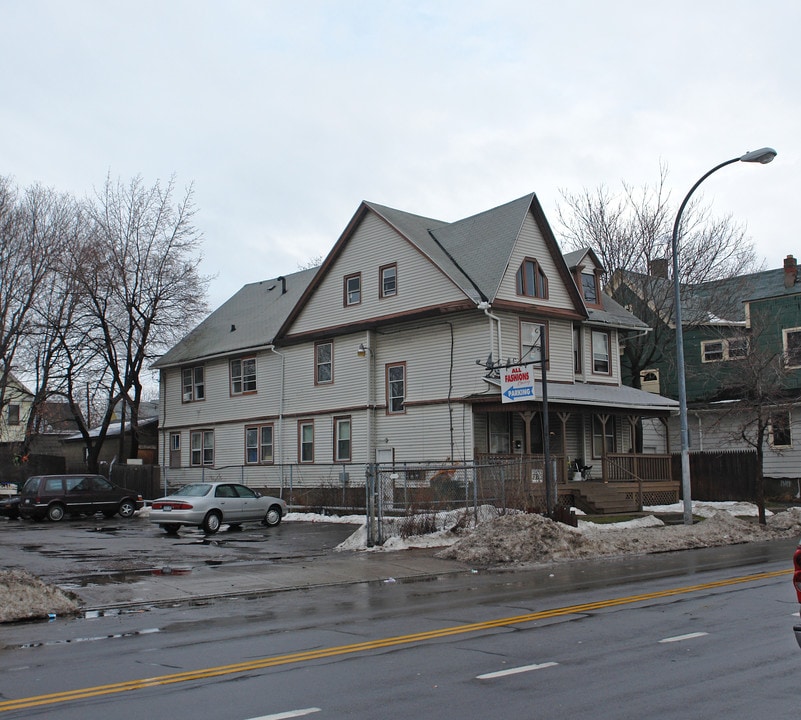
0,568,789,713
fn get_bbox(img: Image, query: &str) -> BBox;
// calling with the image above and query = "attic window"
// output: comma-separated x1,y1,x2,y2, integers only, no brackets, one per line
581,272,599,304
344,273,361,306
515,259,548,299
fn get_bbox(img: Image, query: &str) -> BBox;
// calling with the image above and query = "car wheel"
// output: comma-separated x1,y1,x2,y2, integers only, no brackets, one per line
47,503,66,522
264,505,283,527
118,500,136,518
160,524,180,535
202,511,222,534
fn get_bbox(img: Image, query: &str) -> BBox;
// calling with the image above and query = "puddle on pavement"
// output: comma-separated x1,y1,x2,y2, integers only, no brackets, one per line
63,566,193,587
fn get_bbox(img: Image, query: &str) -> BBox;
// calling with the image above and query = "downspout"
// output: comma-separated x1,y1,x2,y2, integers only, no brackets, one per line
477,301,503,364
364,331,374,464
268,346,286,494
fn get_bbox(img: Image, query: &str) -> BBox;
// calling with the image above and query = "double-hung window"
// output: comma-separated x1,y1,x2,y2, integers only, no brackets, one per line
182,366,205,402
7,404,20,426
299,421,314,463
591,330,611,375
380,263,397,298
334,416,351,462
245,425,274,464
344,273,361,306
701,338,748,363
386,363,406,414
315,341,333,384
230,357,257,394
520,320,546,364
190,430,214,466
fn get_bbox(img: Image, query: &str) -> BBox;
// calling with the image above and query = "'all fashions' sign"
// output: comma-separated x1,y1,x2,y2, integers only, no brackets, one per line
500,366,535,403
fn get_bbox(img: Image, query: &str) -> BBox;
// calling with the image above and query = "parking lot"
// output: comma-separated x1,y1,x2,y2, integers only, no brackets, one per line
0,511,360,590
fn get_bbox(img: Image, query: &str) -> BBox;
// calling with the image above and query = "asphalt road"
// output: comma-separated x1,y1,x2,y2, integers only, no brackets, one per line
0,515,798,719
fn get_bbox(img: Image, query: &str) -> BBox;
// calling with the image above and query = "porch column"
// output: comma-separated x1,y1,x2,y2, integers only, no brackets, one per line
597,413,610,483
558,412,571,484
518,410,535,455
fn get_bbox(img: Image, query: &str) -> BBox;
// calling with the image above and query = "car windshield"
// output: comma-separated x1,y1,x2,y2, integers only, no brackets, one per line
172,483,213,497
21,477,41,494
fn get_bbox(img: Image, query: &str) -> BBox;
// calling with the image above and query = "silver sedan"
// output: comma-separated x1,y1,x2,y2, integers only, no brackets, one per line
149,482,287,535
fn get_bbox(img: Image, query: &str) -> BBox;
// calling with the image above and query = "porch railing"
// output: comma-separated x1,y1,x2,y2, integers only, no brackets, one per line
475,453,673,484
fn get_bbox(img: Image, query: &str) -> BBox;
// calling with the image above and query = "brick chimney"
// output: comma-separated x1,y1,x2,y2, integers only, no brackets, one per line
784,254,798,288
649,258,669,279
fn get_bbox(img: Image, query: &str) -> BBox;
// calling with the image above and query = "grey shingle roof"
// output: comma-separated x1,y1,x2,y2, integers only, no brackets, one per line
152,267,318,369
619,262,799,326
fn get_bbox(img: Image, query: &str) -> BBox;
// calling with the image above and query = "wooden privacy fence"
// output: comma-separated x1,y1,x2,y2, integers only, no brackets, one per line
110,464,162,500
671,450,758,501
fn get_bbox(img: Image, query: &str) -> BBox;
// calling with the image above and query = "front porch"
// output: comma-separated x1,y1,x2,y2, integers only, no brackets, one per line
475,452,680,513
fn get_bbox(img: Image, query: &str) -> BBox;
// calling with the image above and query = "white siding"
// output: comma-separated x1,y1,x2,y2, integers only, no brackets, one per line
290,213,469,335
496,214,574,308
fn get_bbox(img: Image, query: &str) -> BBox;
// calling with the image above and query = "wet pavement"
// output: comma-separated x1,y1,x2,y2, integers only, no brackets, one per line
1,513,471,611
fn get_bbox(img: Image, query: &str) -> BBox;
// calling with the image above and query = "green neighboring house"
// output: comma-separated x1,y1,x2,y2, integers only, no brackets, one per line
610,255,801,480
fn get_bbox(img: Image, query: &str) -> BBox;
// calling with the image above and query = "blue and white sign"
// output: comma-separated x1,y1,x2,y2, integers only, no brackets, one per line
501,366,535,403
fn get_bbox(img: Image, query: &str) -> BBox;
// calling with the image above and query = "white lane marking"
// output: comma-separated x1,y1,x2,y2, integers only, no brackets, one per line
247,709,321,720
659,632,709,644
477,662,559,680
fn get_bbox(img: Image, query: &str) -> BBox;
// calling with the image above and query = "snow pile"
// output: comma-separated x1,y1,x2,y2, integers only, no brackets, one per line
0,570,79,623
438,508,801,566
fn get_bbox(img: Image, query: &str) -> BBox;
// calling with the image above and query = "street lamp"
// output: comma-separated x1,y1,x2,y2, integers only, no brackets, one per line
672,147,777,525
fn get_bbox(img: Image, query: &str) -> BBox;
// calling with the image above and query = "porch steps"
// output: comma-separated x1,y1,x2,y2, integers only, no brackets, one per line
570,482,639,515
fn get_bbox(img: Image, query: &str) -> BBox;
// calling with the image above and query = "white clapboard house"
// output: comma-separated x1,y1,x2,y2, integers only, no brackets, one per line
153,193,678,510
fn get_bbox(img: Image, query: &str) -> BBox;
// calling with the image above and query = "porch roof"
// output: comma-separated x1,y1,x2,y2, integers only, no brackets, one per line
477,378,678,415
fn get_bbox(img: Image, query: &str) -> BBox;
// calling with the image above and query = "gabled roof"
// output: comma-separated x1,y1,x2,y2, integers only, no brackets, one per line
279,193,589,339
563,247,603,272
152,267,318,369
615,261,798,328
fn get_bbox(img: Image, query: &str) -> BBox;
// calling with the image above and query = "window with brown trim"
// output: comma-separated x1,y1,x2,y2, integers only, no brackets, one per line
581,272,599,305
246,424,274,464
591,330,611,375
334,416,352,462
190,429,214,466
299,420,314,463
230,357,257,395
380,263,397,298
386,363,406,414
344,273,361,306
520,320,546,365
315,341,333,384
515,258,548,299
182,366,205,402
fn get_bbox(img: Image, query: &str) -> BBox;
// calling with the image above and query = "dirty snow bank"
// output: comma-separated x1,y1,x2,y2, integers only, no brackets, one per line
436,507,801,566
0,570,79,623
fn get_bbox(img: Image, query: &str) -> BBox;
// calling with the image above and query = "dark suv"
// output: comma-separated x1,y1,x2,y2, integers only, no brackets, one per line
19,474,144,522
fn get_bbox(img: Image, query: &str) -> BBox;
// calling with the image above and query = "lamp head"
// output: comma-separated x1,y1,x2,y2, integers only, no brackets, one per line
739,147,777,164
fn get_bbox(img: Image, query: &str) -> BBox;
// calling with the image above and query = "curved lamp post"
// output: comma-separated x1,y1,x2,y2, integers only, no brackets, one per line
672,147,777,525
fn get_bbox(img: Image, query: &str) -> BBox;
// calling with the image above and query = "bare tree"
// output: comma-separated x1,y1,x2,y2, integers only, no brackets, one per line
69,174,210,468
0,177,75,448
557,166,762,390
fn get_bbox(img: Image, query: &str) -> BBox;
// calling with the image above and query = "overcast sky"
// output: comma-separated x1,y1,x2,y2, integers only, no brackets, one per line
3,1,797,307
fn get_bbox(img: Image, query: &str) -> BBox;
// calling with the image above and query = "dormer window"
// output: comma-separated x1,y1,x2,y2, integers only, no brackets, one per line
581,272,599,304
516,259,548,299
